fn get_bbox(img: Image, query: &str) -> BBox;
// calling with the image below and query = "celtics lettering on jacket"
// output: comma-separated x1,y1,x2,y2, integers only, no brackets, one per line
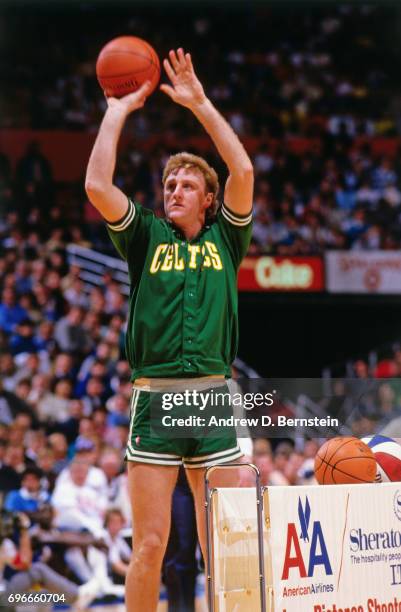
149,241,223,273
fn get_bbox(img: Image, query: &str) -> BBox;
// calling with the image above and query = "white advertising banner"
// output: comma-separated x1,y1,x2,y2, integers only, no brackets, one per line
266,483,401,612
326,251,401,294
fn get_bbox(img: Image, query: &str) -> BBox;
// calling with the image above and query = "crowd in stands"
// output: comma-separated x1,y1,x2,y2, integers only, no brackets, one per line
3,4,401,137
2,5,401,255
3,135,401,257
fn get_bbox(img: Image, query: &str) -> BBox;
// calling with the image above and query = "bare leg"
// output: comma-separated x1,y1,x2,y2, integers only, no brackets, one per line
126,462,179,612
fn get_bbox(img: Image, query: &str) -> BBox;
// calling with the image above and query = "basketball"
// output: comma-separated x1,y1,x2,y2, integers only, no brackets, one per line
361,435,401,482
96,36,160,98
314,436,377,485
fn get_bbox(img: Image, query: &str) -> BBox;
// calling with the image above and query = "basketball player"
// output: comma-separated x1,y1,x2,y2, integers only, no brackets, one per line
85,48,253,611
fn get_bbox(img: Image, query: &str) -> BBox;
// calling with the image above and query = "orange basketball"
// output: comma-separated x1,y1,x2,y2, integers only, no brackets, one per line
96,36,160,98
314,437,377,485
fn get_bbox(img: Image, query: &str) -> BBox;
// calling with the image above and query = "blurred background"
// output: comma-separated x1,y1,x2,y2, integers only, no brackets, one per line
2,1,401,609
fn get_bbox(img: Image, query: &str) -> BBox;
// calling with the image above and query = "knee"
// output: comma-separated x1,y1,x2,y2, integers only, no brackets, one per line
133,532,167,566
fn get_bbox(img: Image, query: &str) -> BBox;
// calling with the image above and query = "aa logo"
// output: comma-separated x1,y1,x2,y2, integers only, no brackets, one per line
281,496,333,579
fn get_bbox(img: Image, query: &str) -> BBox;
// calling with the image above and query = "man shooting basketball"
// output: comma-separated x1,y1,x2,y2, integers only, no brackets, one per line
85,48,253,611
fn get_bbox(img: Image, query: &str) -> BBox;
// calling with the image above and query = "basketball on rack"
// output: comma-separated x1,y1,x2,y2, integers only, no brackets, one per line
361,434,401,482
314,436,377,485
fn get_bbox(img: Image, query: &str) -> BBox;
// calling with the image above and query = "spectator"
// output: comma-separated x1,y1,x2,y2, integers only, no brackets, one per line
4,444,30,476
64,278,90,309
353,359,370,378
36,378,73,423
81,377,109,414
32,283,62,322
76,341,116,394
269,442,293,486
34,320,56,353
52,352,75,380
52,459,107,537
55,399,84,444
36,446,58,494
9,319,38,355
4,466,50,515
98,448,127,510
297,440,319,485
50,458,122,597
0,439,20,494
0,511,102,611
14,353,46,384
56,436,107,496
27,373,51,410
54,306,92,354
103,508,131,584
0,379,33,426
0,288,27,334
47,433,69,474
0,352,18,391
25,429,47,463
14,261,32,295
377,382,401,423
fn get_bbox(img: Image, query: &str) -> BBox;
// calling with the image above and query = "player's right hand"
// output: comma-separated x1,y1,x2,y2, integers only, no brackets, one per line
106,80,152,114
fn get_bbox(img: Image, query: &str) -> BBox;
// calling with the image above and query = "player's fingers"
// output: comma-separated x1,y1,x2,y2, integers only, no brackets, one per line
137,80,152,99
185,53,194,72
163,59,178,84
138,80,152,93
169,49,180,71
126,81,151,102
123,82,151,104
160,84,176,99
177,48,186,68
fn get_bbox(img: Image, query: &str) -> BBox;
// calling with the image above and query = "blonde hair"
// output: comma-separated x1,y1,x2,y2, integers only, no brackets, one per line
162,152,220,220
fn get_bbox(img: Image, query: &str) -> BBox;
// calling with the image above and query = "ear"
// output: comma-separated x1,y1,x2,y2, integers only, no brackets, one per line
204,192,213,210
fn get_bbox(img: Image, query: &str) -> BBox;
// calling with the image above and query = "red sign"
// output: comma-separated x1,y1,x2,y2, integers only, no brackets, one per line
238,256,324,292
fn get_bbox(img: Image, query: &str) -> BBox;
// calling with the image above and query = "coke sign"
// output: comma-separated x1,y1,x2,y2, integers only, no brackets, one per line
238,256,324,292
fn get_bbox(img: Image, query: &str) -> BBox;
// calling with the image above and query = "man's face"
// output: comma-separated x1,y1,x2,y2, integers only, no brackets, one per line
107,512,125,536
37,451,55,472
2,289,15,306
50,434,67,456
99,454,120,479
70,461,89,486
164,167,213,228
22,474,41,494
55,354,72,373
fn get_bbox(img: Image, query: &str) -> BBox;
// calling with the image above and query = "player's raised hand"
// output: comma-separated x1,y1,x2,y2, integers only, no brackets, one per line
106,80,152,115
160,49,206,110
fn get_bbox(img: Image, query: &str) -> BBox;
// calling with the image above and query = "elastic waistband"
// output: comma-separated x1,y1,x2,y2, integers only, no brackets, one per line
133,375,226,393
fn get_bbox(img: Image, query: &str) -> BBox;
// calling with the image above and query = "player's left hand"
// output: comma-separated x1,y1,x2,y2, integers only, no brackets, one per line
160,48,207,110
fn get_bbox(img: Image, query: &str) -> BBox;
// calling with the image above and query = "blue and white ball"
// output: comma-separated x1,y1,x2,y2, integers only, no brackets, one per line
361,435,401,482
